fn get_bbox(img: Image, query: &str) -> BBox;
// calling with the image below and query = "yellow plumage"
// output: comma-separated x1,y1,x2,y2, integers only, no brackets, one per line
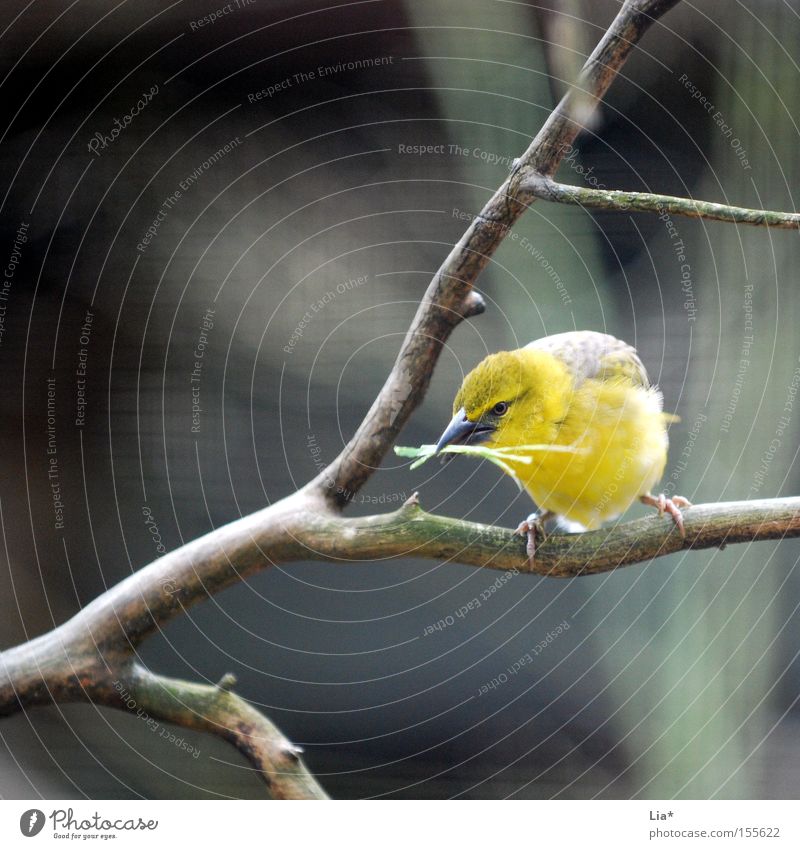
437,331,684,534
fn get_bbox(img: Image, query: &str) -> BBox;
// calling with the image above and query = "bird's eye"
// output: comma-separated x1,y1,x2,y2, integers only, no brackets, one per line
492,401,509,416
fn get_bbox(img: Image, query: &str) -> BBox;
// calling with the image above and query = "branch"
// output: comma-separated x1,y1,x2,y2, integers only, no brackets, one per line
523,175,800,229
314,0,682,510
300,495,800,576
122,666,327,799
4,494,797,719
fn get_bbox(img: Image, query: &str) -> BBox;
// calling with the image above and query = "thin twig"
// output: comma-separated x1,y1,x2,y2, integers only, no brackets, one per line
523,174,800,229
124,665,327,799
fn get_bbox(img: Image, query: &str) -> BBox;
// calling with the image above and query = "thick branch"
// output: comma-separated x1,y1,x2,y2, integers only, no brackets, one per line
524,175,800,229
314,0,681,509
0,494,313,701
4,494,797,722
302,495,800,577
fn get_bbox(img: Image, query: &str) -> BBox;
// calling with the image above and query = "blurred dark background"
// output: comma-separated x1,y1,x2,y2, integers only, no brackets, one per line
1,0,800,799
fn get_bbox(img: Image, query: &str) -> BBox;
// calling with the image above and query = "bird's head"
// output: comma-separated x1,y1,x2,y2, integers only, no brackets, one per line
435,348,571,453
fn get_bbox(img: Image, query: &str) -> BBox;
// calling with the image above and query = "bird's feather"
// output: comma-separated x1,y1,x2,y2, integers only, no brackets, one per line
526,330,650,389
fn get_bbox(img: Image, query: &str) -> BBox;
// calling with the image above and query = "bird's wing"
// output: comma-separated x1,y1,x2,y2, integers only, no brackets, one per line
525,330,650,388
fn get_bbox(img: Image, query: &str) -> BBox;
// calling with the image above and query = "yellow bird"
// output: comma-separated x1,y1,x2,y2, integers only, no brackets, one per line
434,331,690,560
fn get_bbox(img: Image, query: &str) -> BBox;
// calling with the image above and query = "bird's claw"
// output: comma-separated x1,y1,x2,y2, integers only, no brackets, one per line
515,511,549,567
641,493,692,538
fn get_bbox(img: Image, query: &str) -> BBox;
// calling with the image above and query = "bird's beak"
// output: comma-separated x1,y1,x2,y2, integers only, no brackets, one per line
435,407,496,453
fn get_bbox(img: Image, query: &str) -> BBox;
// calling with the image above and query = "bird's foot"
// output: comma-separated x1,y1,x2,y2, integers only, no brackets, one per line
515,510,553,567
640,493,692,537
